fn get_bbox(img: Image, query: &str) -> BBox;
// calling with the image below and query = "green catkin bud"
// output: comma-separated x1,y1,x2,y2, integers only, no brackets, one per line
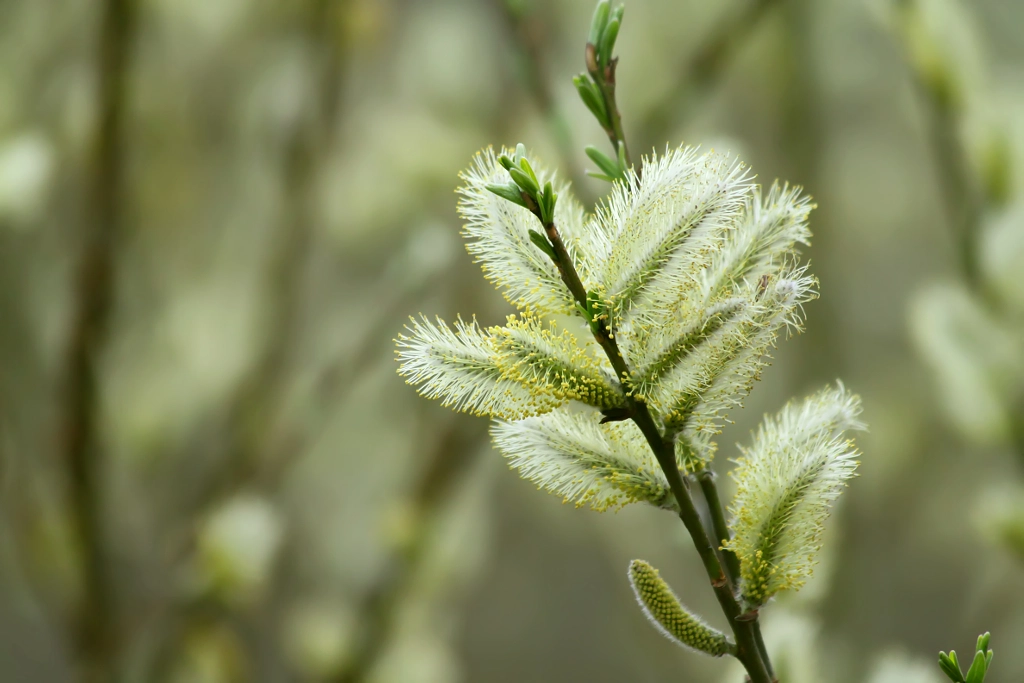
628,560,734,657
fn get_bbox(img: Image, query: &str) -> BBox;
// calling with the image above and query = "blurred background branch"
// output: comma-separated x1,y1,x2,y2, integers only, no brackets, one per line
333,417,486,683
494,0,590,200
60,0,136,679
639,0,782,139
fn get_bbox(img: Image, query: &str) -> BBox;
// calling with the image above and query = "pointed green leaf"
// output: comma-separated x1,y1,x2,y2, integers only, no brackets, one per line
585,145,623,179
588,0,610,46
573,75,609,127
519,156,540,186
528,229,558,262
599,18,620,67
540,180,557,223
610,4,624,26
508,167,540,197
939,652,964,682
965,650,987,683
486,182,529,208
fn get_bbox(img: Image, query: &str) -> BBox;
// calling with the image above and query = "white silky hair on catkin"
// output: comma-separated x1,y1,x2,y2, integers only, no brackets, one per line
396,314,560,420
727,383,864,604
490,409,672,511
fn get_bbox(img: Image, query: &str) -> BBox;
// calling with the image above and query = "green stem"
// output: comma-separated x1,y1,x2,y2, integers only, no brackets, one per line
587,52,633,172
698,469,775,680
535,213,774,683
916,79,984,291
697,470,742,584
753,620,775,681
898,8,1024,472
639,0,781,141
332,422,484,683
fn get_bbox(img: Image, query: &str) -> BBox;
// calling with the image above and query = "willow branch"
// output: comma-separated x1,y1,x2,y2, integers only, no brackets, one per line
60,0,135,679
496,0,589,198
587,52,633,171
696,470,742,583
331,421,485,683
913,79,984,290
696,469,775,680
896,8,1024,465
640,0,781,141
146,1,349,676
188,0,347,514
528,205,775,683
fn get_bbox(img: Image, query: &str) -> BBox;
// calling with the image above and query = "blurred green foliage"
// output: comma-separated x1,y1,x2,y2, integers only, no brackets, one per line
0,0,1022,681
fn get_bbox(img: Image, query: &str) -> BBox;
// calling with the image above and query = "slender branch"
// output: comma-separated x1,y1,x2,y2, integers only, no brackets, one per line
60,0,135,679
143,2,349,676
752,621,775,681
697,469,775,680
895,5,1024,467
187,0,346,514
639,0,781,144
696,470,741,583
530,208,774,682
496,0,590,198
587,52,633,170
331,421,485,683
914,79,984,291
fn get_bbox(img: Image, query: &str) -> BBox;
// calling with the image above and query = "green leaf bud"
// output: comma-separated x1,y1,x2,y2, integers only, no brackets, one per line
574,75,609,127
508,167,539,198
585,145,623,180
514,143,527,164
628,560,734,657
939,651,964,682
599,18,620,67
519,156,540,187
486,182,528,208
528,229,558,262
588,0,610,47
539,181,556,224
609,4,624,26
965,650,987,683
